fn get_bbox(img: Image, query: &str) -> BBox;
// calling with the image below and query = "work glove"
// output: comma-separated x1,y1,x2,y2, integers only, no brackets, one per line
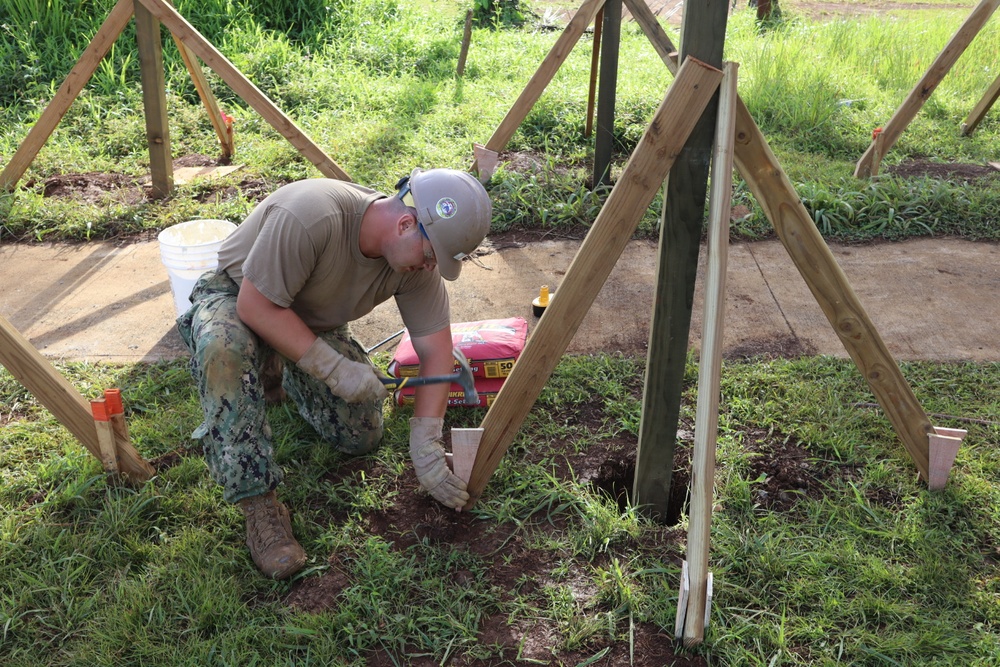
296,338,389,404
409,417,470,510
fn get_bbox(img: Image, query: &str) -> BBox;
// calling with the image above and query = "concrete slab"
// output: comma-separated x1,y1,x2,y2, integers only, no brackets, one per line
1,237,997,364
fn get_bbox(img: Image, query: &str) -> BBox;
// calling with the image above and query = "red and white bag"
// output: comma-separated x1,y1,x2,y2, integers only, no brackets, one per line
388,317,528,380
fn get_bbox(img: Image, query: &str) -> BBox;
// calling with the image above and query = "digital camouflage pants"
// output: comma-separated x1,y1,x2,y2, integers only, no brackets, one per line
177,271,384,503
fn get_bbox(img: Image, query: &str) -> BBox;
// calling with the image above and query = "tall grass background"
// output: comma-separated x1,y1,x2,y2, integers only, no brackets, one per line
1,0,1000,242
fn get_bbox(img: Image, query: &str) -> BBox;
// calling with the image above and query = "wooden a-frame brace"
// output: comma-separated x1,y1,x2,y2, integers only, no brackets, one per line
0,0,350,195
461,0,965,513
0,315,155,480
854,0,1000,178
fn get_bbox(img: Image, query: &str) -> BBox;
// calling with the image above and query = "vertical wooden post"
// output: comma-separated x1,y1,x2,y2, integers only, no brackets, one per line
593,0,621,187
854,0,1000,177
134,0,174,197
463,58,723,508
457,9,474,78
682,62,738,648
633,0,730,520
584,7,604,138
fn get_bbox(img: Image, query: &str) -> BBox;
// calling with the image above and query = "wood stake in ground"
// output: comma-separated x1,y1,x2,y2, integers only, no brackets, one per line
463,57,724,508
0,315,154,480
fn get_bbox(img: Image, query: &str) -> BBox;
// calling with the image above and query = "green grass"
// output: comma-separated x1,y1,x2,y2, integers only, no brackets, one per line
1,355,999,664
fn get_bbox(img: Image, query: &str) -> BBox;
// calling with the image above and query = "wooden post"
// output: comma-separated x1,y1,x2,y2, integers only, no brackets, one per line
456,9,473,78
0,0,135,192
962,70,1000,135
622,8,937,481
0,315,154,480
471,0,607,172
463,58,724,508
593,0,621,187
682,61,738,648
854,0,1000,177
634,0,730,520
135,0,174,198
584,7,603,138
138,0,351,181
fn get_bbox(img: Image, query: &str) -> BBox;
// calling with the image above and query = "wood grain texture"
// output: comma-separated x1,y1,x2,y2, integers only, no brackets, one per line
683,61,737,649
0,316,153,480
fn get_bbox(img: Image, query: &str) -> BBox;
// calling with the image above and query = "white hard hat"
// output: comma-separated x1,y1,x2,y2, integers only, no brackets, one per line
398,168,492,280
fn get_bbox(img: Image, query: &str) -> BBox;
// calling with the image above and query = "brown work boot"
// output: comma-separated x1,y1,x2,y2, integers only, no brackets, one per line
238,491,306,579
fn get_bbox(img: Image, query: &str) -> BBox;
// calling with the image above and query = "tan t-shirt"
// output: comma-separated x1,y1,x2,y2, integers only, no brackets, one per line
217,179,450,338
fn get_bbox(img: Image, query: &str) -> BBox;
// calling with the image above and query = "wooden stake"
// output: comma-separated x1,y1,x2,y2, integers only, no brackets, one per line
0,315,154,480
927,426,967,491
682,61,738,649
456,9,473,78
463,57,724,509
854,0,1000,177
451,428,482,484
91,398,119,473
473,143,499,183
584,7,604,138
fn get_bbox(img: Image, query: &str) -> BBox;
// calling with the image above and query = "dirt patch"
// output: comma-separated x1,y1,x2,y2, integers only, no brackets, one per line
885,159,1000,182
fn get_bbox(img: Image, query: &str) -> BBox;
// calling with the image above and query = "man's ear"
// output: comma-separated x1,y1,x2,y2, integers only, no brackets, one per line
397,211,419,236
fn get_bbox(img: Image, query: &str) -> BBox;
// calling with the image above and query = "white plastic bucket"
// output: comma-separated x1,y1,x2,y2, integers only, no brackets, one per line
158,219,237,316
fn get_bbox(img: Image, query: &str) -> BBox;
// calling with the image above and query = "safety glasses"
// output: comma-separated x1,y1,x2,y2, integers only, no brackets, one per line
395,175,415,208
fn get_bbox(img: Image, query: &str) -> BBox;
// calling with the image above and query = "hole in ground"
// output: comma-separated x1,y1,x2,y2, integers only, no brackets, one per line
590,457,690,526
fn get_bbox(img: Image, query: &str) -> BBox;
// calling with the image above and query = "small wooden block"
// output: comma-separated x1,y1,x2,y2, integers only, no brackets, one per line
674,560,689,639
472,144,499,183
927,426,967,490
90,398,119,473
173,164,243,185
988,161,1000,172
450,427,483,484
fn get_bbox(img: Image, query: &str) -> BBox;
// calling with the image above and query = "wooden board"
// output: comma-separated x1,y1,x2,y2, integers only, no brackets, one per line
683,61,738,649
854,0,1000,177
0,0,134,191
463,57,724,508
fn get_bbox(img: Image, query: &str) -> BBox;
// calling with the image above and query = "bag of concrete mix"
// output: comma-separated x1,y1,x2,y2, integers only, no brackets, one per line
393,377,506,409
388,317,528,379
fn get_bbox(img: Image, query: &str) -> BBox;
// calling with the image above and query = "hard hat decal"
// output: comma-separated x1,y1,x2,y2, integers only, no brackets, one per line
435,197,458,219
